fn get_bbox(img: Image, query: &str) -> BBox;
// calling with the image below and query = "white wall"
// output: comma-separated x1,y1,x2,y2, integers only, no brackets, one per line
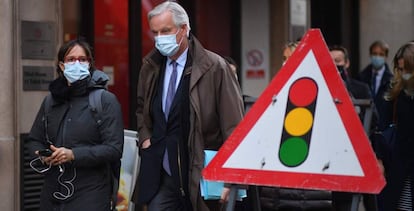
241,0,270,97
360,0,414,70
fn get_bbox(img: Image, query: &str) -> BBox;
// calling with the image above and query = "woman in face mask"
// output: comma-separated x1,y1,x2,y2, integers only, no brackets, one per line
376,42,414,211
25,39,124,211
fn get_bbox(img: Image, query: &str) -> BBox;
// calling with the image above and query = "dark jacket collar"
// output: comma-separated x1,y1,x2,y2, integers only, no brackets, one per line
49,70,109,103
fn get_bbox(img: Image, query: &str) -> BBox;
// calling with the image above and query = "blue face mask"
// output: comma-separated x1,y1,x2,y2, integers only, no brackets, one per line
371,56,385,69
63,61,90,83
155,29,183,57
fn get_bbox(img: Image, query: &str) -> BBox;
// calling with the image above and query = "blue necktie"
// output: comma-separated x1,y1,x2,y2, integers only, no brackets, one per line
371,71,377,97
164,61,178,119
163,60,178,175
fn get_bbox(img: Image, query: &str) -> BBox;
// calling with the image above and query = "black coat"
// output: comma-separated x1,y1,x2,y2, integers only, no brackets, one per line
259,186,332,211
345,78,371,100
26,70,124,211
376,92,414,211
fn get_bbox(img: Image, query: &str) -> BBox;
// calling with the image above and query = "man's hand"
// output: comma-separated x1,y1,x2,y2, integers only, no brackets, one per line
377,159,385,176
141,139,151,149
220,187,231,203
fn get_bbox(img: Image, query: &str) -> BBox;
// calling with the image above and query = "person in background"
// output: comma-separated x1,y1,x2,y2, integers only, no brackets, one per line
330,45,372,100
224,56,239,80
329,45,377,211
358,40,393,129
26,39,124,210
375,42,414,211
131,1,244,211
282,41,299,65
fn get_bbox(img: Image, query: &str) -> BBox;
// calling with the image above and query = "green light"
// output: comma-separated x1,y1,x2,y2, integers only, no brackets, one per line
279,137,309,167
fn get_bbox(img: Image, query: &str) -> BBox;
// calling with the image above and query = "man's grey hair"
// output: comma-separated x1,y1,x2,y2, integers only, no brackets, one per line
148,1,191,37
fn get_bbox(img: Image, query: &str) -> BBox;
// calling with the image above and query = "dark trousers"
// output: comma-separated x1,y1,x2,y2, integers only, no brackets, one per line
332,192,377,211
147,170,190,211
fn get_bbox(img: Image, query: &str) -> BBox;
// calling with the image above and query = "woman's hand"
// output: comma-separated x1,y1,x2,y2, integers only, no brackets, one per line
220,187,231,203
48,145,75,166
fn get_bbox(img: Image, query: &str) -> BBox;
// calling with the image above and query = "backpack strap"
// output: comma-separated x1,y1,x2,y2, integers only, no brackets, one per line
43,94,53,115
88,88,120,210
42,94,53,145
88,89,105,125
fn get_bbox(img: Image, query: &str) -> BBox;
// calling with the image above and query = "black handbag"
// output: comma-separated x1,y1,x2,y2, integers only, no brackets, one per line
372,124,397,162
371,100,397,162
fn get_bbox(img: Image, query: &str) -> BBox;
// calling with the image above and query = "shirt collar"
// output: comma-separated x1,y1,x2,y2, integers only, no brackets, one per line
167,47,189,68
373,64,385,74
373,65,385,79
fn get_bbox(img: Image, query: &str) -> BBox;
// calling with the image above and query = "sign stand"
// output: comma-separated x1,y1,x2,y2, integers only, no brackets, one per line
350,194,362,211
225,185,237,211
224,99,376,211
248,185,262,211
225,185,262,211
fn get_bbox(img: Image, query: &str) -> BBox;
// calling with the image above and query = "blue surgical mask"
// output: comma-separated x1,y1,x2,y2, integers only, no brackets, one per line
155,29,183,57
63,61,90,83
371,56,385,69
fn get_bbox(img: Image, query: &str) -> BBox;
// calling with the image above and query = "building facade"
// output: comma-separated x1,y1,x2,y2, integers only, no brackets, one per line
0,0,413,210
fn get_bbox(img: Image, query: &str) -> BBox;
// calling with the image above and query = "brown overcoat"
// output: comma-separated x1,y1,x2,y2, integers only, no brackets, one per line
132,35,244,211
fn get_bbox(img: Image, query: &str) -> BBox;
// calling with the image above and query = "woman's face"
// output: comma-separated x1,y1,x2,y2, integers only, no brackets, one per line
398,58,409,74
59,44,89,72
282,47,293,64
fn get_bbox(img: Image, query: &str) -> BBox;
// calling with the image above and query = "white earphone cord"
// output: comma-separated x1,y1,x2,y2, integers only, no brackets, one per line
53,165,77,200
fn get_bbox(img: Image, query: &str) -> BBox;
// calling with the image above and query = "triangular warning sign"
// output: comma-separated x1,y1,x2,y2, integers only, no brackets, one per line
203,29,385,194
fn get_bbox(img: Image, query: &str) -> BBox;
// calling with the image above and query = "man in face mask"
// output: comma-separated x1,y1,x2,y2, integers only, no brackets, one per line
131,2,245,211
358,40,393,124
329,45,371,100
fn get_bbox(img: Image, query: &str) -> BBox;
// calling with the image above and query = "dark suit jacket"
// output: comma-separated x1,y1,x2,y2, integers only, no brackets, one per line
358,64,393,129
346,78,371,99
136,58,191,204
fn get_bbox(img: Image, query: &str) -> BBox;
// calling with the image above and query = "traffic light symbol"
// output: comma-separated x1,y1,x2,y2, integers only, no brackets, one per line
279,77,318,167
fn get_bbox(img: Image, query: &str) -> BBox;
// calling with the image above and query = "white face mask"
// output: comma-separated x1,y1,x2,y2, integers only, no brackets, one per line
154,29,183,57
63,61,90,83
402,73,413,81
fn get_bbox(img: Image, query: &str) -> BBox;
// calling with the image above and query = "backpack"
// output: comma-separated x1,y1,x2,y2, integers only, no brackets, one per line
43,88,120,210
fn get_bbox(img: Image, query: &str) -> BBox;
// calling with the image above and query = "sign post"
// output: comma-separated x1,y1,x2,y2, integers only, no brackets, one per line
203,29,385,210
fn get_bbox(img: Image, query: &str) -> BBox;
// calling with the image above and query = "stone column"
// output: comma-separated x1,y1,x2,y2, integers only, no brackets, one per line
0,0,17,210
0,0,61,210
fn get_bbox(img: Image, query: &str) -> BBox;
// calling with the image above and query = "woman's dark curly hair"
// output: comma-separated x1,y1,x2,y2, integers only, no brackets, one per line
55,38,95,77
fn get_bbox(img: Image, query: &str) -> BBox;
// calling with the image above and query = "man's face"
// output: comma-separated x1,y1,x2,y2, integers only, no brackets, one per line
330,50,348,68
282,47,294,64
149,11,182,38
370,45,387,58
